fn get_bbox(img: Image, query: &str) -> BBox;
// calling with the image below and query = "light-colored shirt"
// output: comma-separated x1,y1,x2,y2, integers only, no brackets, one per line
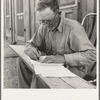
29,17,96,74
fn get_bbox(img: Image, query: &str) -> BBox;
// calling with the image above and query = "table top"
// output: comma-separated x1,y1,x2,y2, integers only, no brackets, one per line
9,45,96,89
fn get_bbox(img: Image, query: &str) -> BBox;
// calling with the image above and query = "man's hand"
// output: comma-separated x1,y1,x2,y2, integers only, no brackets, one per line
41,55,66,64
24,43,41,60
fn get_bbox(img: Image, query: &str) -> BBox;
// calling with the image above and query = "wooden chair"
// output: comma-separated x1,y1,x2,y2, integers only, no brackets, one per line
81,13,97,47
81,13,97,85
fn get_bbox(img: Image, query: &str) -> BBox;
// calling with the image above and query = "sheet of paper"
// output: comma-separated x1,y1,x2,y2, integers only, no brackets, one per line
29,56,64,65
29,59,76,77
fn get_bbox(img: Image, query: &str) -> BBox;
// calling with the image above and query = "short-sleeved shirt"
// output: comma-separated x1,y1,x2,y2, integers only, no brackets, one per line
29,17,96,75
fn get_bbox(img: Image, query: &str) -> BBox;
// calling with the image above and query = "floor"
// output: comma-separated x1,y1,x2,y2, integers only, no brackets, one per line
4,42,18,88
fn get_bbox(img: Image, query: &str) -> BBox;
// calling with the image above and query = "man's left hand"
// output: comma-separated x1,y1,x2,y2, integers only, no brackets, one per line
41,55,66,64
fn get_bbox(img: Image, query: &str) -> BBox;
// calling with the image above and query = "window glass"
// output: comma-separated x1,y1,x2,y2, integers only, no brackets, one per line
6,0,9,15
58,0,76,7
16,0,20,13
16,0,23,13
20,0,23,13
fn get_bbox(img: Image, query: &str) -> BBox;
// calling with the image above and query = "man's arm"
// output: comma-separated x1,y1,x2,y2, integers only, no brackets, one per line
64,26,96,67
64,50,96,67
24,25,45,60
42,24,96,69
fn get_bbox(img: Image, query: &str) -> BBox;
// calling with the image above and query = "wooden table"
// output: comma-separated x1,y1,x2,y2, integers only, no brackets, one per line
9,45,96,89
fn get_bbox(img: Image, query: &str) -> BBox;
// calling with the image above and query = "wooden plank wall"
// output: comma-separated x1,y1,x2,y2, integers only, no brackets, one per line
29,0,39,38
24,0,30,41
30,0,35,38
78,0,96,23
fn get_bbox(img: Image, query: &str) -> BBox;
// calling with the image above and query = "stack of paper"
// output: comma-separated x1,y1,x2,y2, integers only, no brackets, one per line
29,58,76,77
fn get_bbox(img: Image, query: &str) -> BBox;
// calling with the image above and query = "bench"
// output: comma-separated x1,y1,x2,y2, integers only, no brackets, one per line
9,45,96,89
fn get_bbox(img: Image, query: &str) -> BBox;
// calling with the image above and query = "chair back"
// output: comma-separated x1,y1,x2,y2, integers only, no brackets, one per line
81,13,97,47
82,13,97,80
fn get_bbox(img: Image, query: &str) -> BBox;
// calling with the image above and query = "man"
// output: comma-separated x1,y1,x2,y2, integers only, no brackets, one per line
17,0,96,88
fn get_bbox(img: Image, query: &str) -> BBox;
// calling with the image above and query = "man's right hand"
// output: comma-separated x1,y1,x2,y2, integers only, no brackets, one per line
24,43,40,60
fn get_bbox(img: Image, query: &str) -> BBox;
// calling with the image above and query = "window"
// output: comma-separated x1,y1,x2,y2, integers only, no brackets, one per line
58,0,77,9
6,0,10,15
16,0,23,13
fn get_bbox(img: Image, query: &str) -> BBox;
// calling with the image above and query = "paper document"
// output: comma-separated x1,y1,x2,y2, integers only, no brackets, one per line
29,57,76,77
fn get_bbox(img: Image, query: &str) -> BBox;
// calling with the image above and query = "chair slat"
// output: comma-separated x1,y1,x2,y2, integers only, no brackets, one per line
90,18,97,47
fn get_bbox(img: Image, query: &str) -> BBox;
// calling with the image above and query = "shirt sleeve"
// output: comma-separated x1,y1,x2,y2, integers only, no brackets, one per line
64,24,96,68
28,25,45,47
25,25,46,56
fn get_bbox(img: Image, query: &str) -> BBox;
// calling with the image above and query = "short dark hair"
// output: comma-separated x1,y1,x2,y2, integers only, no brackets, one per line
36,0,59,13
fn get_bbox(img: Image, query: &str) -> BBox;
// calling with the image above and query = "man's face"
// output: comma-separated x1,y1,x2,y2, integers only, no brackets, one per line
37,7,56,29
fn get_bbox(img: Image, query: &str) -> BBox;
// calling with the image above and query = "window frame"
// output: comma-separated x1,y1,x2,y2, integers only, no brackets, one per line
59,0,78,10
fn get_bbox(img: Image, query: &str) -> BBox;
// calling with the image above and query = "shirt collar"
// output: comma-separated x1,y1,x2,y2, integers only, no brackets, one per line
57,17,63,32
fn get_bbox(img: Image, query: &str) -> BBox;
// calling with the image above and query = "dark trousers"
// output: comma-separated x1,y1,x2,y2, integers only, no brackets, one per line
16,58,37,88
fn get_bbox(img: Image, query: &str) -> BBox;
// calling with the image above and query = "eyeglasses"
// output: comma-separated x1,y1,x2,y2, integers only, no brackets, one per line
39,12,58,25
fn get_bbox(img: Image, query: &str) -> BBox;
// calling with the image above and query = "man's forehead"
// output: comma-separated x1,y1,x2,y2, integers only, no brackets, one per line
37,7,55,20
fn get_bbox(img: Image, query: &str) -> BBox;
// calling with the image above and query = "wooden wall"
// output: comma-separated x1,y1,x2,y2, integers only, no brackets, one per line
29,0,35,37
4,0,97,43
24,0,30,41
78,0,97,22
29,0,39,37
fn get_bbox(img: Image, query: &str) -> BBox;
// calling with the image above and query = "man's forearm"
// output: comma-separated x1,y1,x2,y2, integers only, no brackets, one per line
64,49,96,67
